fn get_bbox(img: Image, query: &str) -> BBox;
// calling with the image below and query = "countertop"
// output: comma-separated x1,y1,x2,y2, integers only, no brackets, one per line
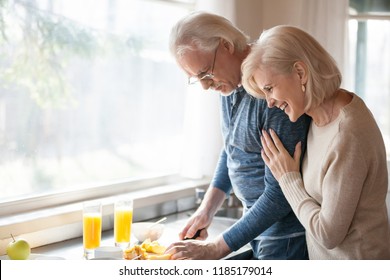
26,211,252,260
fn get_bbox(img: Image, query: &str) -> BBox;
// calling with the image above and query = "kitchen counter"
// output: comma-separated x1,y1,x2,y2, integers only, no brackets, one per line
30,211,252,260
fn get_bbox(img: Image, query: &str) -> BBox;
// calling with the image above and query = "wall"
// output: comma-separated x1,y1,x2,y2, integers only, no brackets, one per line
234,0,348,77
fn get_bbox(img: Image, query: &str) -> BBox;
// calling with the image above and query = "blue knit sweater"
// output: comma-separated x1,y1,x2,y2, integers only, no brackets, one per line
211,86,311,252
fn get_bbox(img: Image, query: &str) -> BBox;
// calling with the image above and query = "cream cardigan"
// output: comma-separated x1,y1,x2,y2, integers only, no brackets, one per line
280,92,390,259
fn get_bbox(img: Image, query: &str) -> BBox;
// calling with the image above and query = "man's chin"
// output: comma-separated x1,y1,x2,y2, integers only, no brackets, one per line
215,86,235,96
219,90,234,96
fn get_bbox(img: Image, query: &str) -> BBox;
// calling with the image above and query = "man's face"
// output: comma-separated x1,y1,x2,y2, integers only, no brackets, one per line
177,42,242,95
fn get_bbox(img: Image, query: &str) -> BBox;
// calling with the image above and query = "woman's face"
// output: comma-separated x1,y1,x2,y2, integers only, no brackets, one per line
252,67,306,122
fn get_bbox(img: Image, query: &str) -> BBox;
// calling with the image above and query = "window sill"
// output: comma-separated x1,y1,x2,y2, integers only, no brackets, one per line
0,177,210,256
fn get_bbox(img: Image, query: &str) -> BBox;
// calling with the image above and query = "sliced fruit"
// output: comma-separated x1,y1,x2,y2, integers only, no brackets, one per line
146,253,172,260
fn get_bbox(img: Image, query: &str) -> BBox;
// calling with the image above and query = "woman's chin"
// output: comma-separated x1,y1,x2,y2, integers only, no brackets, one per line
284,108,297,122
287,113,302,123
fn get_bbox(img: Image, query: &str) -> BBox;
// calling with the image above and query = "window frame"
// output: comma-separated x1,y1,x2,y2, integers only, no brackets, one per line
347,8,390,218
0,0,199,254
0,174,179,217
0,0,196,210
348,8,390,160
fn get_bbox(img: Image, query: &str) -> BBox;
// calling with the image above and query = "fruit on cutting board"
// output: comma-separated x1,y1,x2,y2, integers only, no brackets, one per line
141,240,166,254
146,253,172,260
123,238,171,260
6,234,31,260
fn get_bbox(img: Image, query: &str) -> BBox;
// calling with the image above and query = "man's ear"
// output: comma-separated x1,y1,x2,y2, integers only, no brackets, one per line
222,39,234,54
293,61,307,84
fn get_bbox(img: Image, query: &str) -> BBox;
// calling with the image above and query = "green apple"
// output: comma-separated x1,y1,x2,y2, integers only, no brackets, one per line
6,234,31,260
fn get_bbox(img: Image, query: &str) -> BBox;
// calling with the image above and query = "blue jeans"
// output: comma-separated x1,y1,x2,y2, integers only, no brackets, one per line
250,235,308,260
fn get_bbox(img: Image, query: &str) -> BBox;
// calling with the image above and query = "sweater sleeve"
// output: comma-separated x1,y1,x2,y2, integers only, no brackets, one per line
222,171,297,250
279,133,368,249
211,148,232,195
222,108,310,251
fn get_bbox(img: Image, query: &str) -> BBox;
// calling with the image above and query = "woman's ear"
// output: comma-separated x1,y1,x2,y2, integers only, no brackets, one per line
293,61,307,84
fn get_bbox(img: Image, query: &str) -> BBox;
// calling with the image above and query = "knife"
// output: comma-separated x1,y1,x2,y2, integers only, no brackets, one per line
184,229,203,240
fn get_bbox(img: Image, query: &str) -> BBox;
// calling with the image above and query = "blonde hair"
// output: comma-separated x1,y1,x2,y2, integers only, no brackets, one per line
242,25,341,111
169,11,250,58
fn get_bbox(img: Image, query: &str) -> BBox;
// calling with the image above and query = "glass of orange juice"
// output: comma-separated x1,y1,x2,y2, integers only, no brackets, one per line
83,200,102,259
114,199,133,249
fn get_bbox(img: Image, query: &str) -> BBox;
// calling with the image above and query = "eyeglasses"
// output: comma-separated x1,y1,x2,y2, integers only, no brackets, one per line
188,47,218,85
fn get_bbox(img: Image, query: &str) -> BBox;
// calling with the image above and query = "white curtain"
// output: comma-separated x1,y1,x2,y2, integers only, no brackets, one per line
259,0,349,79
179,0,237,179
179,87,222,179
179,0,349,179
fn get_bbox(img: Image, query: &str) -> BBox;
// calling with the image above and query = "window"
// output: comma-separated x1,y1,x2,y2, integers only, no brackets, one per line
0,0,194,203
348,0,390,157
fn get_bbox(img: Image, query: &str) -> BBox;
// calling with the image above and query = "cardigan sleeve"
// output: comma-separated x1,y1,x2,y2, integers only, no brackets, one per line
279,133,368,249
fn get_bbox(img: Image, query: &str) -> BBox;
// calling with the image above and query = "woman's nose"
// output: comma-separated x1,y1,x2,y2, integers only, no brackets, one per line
265,95,275,108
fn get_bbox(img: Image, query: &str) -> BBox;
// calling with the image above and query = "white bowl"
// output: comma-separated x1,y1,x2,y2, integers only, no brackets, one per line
132,222,165,242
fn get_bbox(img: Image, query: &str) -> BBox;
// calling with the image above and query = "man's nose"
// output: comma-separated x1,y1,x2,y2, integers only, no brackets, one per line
200,79,213,90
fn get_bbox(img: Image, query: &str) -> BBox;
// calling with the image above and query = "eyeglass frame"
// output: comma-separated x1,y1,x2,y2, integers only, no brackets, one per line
188,46,218,85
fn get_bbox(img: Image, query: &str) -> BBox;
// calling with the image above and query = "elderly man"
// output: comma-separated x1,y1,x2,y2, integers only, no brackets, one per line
166,11,311,260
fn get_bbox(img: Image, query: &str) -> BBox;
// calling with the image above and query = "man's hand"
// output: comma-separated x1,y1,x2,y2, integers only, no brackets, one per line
165,235,231,260
179,187,226,240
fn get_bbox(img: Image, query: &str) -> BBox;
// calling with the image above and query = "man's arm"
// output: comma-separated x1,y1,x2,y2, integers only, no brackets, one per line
179,149,233,240
222,106,310,251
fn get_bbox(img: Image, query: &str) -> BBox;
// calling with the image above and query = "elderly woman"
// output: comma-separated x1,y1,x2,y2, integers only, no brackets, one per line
242,25,390,259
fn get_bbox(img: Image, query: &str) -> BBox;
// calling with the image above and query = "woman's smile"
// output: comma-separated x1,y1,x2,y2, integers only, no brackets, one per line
280,102,288,111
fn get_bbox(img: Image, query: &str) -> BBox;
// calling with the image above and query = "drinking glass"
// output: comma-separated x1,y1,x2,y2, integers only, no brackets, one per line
114,199,133,249
83,200,102,259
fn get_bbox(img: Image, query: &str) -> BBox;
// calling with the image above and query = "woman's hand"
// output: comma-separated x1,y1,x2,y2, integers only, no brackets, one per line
260,129,301,181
